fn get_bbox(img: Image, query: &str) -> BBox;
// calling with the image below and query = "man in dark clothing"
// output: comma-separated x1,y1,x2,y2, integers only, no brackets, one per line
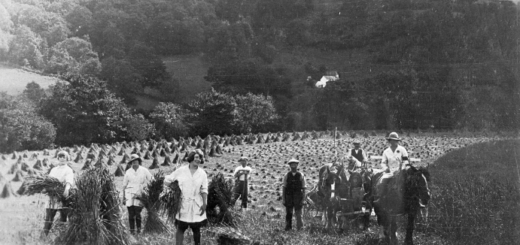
282,158,306,231
351,140,367,166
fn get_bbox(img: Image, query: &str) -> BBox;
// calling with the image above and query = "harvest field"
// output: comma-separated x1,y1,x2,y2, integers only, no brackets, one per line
0,131,518,245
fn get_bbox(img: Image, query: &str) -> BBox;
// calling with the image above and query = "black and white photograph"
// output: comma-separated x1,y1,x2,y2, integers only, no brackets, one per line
0,0,519,244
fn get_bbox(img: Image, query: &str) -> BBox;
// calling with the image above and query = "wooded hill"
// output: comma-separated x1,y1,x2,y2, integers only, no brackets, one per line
0,0,519,151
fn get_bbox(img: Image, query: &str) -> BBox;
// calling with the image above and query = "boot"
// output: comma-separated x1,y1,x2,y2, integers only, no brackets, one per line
43,209,56,235
136,215,142,234
43,221,53,235
129,217,135,235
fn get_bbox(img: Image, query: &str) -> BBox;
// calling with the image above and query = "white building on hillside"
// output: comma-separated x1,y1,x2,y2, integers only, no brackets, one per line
315,71,339,88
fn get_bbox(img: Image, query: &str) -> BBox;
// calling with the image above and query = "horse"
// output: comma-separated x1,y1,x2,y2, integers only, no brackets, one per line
345,167,373,230
369,165,431,245
305,162,350,230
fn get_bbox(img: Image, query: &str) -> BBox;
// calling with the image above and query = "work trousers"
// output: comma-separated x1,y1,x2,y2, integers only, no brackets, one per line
232,180,248,208
43,208,69,235
127,206,143,234
285,205,303,231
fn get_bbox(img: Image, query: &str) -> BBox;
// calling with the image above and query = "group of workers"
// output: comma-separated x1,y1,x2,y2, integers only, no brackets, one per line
41,132,410,244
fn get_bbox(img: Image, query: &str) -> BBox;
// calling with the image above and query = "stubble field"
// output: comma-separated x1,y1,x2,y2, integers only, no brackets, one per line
0,131,518,245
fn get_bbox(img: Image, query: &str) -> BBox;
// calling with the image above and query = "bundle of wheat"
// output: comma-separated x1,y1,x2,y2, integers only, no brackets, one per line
8,162,20,174
160,180,183,223
161,156,171,166
12,170,24,182
120,153,129,164
149,157,160,169
20,161,30,171
74,153,83,163
117,147,125,156
207,172,236,226
81,159,93,170
136,171,168,233
112,164,123,176
33,159,43,170
24,176,67,204
1,181,17,198
107,156,116,166
56,168,130,245
17,180,29,195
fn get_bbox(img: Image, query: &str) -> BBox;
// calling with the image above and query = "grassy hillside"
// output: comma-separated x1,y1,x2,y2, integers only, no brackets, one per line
133,54,212,110
0,64,61,95
162,55,212,103
428,139,520,245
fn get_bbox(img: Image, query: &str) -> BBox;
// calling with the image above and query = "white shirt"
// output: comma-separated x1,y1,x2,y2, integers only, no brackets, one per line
381,145,409,172
47,164,74,209
164,165,208,223
123,166,153,207
233,166,252,181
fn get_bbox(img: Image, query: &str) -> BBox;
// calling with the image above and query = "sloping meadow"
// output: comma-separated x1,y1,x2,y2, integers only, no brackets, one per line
427,139,520,245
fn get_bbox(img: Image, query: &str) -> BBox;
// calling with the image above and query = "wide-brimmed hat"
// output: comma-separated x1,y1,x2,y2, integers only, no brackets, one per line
386,132,402,141
127,154,142,165
353,140,361,145
238,156,249,162
287,158,300,165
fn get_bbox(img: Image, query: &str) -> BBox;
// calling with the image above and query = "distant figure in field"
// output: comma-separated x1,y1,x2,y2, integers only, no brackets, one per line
122,154,153,235
44,151,75,235
232,156,252,211
350,140,368,166
374,132,411,205
381,132,410,173
282,158,306,231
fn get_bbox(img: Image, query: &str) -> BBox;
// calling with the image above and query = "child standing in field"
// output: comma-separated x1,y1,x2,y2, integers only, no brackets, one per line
122,154,153,235
232,156,252,211
43,150,74,235
282,158,306,231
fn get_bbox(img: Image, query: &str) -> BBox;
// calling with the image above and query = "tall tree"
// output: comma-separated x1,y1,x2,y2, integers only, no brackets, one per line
8,25,45,68
0,0,13,57
22,81,46,105
186,89,238,136
0,92,56,153
149,102,189,139
40,75,132,146
234,93,278,133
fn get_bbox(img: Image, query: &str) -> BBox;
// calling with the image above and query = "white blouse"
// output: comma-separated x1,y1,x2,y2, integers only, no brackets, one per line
164,165,208,223
47,164,75,209
122,166,153,207
381,145,409,172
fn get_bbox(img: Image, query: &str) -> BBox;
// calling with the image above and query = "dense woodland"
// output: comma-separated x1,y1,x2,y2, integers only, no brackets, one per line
0,0,519,152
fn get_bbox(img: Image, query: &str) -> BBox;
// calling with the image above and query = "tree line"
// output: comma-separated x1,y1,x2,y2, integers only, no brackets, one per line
0,0,519,152
0,77,278,153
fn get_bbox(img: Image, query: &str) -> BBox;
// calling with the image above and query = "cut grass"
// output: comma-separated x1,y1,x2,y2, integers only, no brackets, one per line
0,64,61,95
